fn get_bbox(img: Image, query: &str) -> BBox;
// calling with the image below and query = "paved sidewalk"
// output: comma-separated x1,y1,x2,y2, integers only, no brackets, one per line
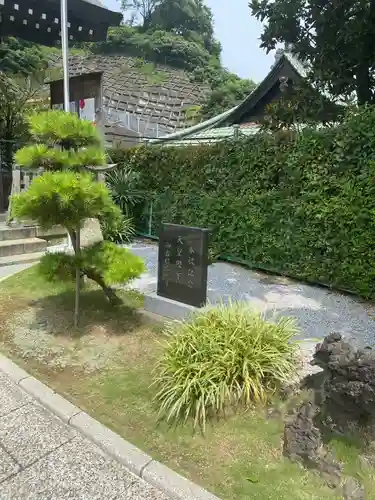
0,264,32,283
0,371,168,500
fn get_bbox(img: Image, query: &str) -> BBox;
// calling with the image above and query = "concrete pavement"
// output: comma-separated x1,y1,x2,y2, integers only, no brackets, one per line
0,263,33,283
0,370,169,500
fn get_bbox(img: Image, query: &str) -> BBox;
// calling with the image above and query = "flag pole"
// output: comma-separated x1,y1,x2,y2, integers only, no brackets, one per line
60,0,74,252
60,0,70,112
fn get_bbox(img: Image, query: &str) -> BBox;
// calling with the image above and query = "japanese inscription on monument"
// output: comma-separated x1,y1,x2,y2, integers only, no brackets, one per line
157,223,210,307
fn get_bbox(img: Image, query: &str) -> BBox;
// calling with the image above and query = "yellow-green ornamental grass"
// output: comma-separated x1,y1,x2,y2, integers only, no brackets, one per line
153,302,299,431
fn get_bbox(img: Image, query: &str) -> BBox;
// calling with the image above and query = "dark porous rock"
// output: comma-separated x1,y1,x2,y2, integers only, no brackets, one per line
283,401,343,486
343,477,365,500
279,378,300,401
283,333,375,494
283,401,322,467
312,333,375,433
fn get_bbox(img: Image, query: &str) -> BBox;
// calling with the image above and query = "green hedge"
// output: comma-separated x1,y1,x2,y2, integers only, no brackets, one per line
109,107,375,299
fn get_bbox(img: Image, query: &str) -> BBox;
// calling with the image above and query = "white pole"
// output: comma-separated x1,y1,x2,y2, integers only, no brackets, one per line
61,0,73,252
60,0,70,112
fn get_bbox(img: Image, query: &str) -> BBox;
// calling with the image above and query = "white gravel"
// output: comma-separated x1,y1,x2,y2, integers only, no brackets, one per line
125,240,375,347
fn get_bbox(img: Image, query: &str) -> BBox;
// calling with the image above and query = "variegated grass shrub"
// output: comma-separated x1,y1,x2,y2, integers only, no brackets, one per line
153,301,299,431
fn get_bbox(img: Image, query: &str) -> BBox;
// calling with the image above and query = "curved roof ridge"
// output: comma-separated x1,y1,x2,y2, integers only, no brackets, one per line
146,104,239,144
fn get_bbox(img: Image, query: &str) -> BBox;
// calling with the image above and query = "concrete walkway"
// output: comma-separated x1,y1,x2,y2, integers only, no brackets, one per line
0,264,33,283
0,370,169,500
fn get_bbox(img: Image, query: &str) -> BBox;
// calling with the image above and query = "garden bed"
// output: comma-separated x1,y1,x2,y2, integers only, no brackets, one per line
0,267,372,499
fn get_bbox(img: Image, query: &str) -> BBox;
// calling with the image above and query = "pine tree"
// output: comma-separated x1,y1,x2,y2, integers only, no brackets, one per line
12,111,145,326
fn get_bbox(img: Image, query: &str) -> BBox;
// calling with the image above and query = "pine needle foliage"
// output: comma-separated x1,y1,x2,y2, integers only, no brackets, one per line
153,301,298,431
39,242,145,285
12,171,114,230
27,110,101,148
11,110,144,318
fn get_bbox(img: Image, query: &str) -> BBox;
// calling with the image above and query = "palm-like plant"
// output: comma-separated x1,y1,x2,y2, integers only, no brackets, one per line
105,167,144,217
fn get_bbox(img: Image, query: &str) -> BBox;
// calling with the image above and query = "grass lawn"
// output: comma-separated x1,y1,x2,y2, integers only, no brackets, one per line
0,266,373,499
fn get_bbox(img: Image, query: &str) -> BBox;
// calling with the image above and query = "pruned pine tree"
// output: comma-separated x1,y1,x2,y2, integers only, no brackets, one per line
12,111,145,326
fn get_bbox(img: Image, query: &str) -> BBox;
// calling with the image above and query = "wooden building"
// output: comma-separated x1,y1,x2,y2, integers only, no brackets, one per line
149,52,347,146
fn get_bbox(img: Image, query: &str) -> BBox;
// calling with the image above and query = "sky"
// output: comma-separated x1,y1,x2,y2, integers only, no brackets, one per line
103,0,274,83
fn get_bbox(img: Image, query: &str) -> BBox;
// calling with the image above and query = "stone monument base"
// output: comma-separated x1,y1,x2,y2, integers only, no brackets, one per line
144,292,201,321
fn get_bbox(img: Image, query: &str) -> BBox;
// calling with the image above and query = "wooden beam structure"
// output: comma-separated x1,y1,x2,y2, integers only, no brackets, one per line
0,0,122,44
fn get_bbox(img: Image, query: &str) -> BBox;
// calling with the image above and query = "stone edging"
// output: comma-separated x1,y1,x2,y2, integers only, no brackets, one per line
0,353,219,500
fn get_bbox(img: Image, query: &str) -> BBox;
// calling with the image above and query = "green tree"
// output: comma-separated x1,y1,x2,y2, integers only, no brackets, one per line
0,72,47,212
200,74,256,119
120,0,160,28
259,81,344,131
12,111,145,326
150,0,215,50
0,37,48,75
250,0,375,105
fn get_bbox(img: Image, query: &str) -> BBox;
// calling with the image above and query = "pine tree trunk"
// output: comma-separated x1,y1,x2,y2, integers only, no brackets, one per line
68,229,121,308
70,227,81,327
84,267,122,306
74,227,81,327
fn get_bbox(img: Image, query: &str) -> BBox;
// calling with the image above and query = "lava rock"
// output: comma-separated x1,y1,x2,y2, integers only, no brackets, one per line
313,333,375,432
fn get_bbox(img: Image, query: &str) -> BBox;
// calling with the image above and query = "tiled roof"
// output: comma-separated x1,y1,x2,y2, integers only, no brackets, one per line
160,124,260,147
147,52,349,146
146,105,237,144
49,53,210,138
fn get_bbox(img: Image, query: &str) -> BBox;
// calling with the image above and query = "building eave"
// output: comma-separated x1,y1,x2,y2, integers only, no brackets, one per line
145,104,239,145
0,0,122,45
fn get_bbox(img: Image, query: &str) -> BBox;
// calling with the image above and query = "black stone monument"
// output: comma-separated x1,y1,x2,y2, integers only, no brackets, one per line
157,223,210,308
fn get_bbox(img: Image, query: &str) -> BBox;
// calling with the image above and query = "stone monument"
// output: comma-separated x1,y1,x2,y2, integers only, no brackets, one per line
144,223,210,320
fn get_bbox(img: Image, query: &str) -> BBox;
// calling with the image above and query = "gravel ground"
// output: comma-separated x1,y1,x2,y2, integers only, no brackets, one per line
125,239,375,347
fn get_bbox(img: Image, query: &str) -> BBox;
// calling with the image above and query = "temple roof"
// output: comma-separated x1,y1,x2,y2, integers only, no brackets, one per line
0,0,122,44
148,52,348,145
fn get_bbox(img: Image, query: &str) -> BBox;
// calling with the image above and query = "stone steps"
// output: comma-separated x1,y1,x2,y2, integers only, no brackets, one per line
0,226,37,241
0,222,68,267
0,238,47,258
0,251,46,268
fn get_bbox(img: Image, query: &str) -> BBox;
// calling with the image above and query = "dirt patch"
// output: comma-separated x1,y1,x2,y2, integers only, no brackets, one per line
4,305,151,373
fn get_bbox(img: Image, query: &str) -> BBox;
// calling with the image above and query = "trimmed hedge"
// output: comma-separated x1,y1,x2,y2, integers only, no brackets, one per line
109,106,375,299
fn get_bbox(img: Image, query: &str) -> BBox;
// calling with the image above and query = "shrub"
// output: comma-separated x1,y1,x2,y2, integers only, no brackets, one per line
153,302,298,430
105,167,144,217
101,214,135,244
40,242,145,285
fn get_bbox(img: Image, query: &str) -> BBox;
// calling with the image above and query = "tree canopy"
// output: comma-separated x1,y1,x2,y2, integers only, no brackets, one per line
113,0,255,118
250,0,375,105
0,37,48,75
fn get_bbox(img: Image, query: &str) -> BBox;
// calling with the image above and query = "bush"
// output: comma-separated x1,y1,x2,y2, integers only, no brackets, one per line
109,106,375,299
105,167,144,217
100,214,135,244
39,242,145,286
153,302,298,430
